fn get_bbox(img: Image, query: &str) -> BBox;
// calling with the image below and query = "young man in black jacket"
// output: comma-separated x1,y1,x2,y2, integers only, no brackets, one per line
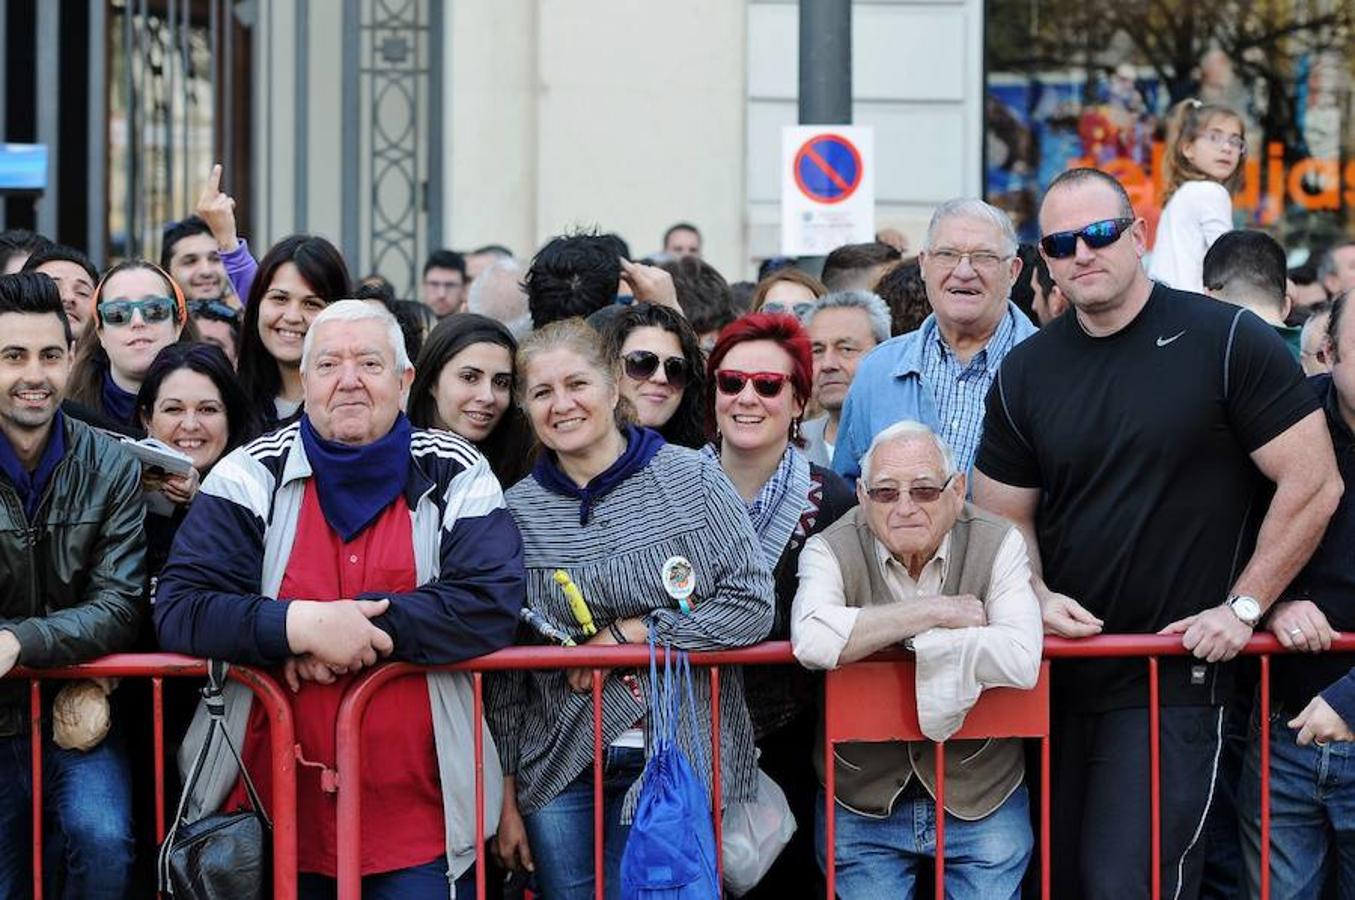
0,273,147,899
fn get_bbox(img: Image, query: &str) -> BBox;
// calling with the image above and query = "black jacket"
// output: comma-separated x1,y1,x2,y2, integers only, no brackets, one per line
0,416,147,733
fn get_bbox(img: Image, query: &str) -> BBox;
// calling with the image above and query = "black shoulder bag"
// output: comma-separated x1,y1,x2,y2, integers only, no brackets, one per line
157,660,271,899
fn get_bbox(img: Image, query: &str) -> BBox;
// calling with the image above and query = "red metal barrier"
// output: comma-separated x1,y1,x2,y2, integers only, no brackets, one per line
822,660,1052,900
4,653,298,900
333,634,1355,898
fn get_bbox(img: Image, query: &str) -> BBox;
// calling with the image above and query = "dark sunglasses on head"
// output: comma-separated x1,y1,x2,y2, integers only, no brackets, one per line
715,369,790,399
865,474,957,505
1039,217,1135,259
98,296,178,327
187,298,241,324
622,350,690,389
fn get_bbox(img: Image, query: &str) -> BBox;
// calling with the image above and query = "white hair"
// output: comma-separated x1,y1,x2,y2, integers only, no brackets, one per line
806,290,892,343
300,299,411,373
925,198,1019,257
859,420,957,485
467,257,531,338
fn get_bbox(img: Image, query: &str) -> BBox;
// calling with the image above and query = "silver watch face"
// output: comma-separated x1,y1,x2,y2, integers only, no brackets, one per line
1231,596,1261,623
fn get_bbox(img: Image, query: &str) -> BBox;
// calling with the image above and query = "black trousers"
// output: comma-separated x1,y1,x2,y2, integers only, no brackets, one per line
1051,705,1225,900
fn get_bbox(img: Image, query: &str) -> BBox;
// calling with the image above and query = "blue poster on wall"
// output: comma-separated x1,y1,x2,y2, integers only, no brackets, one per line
0,144,48,191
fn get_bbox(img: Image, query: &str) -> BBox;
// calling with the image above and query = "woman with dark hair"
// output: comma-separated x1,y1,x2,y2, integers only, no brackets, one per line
703,311,855,898
408,313,534,487
235,234,350,428
65,260,198,435
598,303,707,450
135,342,258,576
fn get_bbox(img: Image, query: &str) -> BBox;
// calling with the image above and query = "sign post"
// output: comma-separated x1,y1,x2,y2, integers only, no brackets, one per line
780,126,874,256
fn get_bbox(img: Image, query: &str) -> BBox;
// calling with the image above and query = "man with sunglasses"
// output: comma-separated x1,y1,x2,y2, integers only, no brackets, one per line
832,198,1037,484
188,298,242,367
973,167,1340,899
792,420,1043,896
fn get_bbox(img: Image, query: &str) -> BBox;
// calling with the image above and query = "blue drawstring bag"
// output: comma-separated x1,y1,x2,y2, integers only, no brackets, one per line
620,640,720,899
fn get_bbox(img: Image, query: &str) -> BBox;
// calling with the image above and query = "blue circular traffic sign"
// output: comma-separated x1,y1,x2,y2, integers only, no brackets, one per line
793,134,863,204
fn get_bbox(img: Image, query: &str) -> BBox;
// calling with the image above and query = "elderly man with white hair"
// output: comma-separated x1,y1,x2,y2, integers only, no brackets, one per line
792,420,1042,898
802,290,892,466
467,256,531,338
155,299,525,897
832,198,1037,482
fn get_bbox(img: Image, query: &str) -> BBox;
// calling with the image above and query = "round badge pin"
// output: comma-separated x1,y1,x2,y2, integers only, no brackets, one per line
661,556,696,613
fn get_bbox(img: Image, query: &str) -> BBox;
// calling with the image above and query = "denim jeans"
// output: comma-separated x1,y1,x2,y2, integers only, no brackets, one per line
298,856,478,900
1239,713,1355,899
0,725,134,900
814,783,1032,899
522,745,646,900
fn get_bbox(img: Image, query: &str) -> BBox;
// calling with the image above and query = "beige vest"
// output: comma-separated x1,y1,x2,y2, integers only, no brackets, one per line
813,502,1025,821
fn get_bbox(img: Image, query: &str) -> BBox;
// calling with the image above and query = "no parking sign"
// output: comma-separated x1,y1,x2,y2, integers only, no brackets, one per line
781,126,874,256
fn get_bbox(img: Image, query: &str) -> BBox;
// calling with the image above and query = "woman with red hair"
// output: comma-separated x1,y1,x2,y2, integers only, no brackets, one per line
703,312,855,897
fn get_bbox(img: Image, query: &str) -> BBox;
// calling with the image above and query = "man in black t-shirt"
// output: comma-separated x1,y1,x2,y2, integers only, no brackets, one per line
972,168,1340,899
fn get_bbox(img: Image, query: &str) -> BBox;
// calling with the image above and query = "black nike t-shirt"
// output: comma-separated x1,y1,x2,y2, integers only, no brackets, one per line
975,283,1318,711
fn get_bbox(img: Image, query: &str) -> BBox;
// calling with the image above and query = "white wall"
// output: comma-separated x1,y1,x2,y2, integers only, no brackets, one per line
746,0,985,260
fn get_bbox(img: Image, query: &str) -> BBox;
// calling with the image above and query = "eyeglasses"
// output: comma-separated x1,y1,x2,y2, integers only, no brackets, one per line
865,474,957,505
1202,129,1245,153
98,296,178,326
623,350,690,389
715,369,790,399
761,300,815,321
926,249,1009,272
187,298,241,323
1039,218,1136,259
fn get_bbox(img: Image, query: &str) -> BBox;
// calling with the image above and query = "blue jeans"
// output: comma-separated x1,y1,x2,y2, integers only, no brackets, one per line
298,856,478,899
523,745,646,900
0,726,134,900
1239,713,1355,899
814,783,1032,899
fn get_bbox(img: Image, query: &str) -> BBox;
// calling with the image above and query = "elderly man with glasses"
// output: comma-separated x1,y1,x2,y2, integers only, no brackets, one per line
792,419,1042,899
832,198,1037,484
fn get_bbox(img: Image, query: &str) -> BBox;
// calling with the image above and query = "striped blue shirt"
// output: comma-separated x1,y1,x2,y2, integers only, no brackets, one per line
832,301,1037,481
920,309,1018,475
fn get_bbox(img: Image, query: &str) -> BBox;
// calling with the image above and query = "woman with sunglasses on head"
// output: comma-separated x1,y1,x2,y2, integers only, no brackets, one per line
408,313,534,487
1147,99,1246,294
702,311,855,898
236,234,350,429
599,303,707,449
66,260,198,436
749,267,827,321
487,318,773,900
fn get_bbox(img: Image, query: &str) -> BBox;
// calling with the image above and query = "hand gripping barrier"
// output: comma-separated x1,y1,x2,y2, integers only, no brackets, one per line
3,653,298,900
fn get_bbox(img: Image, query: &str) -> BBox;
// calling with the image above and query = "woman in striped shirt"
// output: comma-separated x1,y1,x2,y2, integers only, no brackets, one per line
487,318,774,900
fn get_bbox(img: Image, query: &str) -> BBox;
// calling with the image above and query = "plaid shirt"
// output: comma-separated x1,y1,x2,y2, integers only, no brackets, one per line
832,301,1036,481
920,311,1018,475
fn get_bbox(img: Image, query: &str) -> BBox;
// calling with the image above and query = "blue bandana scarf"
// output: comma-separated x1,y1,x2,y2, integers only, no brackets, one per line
298,413,413,542
0,411,66,521
532,426,665,525
702,442,811,570
102,370,138,427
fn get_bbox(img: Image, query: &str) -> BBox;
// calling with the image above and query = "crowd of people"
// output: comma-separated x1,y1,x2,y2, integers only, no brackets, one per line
3,95,1355,898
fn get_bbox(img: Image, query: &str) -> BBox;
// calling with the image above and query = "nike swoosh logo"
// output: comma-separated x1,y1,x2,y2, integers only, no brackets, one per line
1156,330,1186,347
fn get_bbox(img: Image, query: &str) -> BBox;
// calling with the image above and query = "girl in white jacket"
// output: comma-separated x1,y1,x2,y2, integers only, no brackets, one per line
1148,99,1246,294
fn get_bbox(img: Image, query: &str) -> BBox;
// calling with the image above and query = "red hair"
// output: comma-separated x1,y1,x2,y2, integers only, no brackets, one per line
704,311,813,439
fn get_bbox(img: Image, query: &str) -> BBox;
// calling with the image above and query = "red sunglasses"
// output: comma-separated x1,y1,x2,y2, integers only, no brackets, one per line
715,369,790,399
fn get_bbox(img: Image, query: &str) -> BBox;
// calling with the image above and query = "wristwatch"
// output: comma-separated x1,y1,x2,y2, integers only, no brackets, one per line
1226,594,1262,628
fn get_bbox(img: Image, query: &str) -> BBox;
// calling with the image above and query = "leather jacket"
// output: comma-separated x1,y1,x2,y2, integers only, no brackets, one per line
0,416,146,734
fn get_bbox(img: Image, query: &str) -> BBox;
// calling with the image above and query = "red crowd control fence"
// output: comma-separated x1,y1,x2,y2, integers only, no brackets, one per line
2,653,298,900
822,659,1052,900
332,634,1355,900
7,634,1353,899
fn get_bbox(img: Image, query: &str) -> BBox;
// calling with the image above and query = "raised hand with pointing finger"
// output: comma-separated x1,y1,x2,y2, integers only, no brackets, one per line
196,163,240,253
